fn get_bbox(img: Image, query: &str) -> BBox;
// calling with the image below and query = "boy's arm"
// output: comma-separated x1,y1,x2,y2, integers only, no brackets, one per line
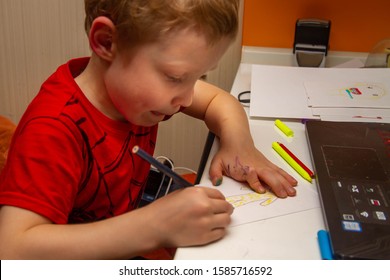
0,186,232,259
183,80,297,198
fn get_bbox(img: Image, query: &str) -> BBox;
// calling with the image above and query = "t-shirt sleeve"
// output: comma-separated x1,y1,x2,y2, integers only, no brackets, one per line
0,117,84,224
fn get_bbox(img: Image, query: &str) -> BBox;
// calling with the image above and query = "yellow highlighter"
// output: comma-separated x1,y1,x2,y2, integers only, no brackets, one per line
275,119,294,137
272,142,312,183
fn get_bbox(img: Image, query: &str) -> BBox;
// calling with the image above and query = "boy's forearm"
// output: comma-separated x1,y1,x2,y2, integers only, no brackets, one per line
187,80,253,145
0,206,160,259
204,90,253,147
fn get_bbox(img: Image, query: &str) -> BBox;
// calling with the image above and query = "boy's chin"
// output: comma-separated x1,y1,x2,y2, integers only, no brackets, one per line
129,116,163,127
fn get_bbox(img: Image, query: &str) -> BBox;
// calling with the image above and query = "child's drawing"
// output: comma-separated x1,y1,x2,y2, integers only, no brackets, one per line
225,186,278,208
338,83,386,100
305,79,390,109
207,177,319,227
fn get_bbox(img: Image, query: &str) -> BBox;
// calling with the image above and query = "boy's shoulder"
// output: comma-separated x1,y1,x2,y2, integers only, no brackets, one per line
22,58,90,122
15,58,94,140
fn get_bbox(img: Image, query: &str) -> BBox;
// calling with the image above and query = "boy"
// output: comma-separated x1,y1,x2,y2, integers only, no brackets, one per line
0,0,297,259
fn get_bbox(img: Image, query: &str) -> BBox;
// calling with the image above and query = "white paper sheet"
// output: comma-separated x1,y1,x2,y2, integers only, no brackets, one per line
311,107,390,118
249,65,319,119
319,115,390,123
200,177,319,227
304,80,390,108
249,65,390,119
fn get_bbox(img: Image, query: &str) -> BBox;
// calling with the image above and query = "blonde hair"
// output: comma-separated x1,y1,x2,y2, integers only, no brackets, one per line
84,0,239,48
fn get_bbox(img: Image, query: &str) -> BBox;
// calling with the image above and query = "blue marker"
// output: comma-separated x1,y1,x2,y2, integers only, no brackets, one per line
345,89,353,99
317,230,334,260
132,145,192,188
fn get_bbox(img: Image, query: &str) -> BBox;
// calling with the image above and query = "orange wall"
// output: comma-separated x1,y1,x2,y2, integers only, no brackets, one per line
242,0,390,52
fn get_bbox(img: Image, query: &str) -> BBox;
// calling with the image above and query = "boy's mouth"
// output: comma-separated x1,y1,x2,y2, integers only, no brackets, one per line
151,111,165,117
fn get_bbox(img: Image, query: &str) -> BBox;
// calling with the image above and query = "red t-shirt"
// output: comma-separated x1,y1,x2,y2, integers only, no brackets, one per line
0,58,158,224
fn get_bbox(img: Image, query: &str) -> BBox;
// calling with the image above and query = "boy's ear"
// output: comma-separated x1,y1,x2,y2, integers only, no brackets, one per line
89,16,117,61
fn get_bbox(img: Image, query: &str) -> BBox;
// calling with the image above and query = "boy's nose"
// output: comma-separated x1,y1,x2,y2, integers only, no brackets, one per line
172,89,193,108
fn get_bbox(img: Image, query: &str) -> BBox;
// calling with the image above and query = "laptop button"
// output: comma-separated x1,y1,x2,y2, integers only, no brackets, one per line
364,184,380,194
373,211,387,221
342,213,355,221
357,210,370,219
351,196,364,206
348,184,361,193
369,198,382,206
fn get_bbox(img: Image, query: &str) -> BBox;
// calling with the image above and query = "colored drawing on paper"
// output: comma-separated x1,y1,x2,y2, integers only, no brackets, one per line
304,79,390,109
211,177,319,227
340,83,386,100
226,186,278,208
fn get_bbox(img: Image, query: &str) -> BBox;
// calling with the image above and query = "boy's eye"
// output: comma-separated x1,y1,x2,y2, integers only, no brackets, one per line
167,76,182,83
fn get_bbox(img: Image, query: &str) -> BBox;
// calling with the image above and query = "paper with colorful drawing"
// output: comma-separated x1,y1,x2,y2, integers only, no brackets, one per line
198,120,321,227
249,65,390,121
304,80,390,109
201,177,320,227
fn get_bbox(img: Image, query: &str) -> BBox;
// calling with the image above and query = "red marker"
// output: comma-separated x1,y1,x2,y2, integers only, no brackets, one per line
277,142,315,178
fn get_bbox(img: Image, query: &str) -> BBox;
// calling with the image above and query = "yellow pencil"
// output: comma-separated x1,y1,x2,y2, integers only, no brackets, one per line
272,141,312,183
275,119,294,137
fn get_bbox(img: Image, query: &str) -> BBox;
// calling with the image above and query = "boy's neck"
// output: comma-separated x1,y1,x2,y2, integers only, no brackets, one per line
75,55,125,121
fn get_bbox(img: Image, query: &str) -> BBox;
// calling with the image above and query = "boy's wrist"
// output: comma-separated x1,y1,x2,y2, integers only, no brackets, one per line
219,125,254,147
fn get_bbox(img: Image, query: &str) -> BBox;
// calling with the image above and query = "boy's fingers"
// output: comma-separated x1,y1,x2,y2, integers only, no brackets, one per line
245,169,266,193
212,212,232,229
208,158,224,186
196,186,226,200
207,227,228,243
211,197,234,215
190,187,233,214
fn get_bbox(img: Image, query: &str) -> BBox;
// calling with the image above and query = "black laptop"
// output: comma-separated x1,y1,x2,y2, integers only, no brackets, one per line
305,120,390,259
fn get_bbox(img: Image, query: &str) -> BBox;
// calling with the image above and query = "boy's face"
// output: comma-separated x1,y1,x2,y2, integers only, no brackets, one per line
103,28,231,126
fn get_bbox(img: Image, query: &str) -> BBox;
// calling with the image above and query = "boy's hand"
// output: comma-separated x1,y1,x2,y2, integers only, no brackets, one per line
208,144,298,198
146,187,233,247
188,80,297,199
